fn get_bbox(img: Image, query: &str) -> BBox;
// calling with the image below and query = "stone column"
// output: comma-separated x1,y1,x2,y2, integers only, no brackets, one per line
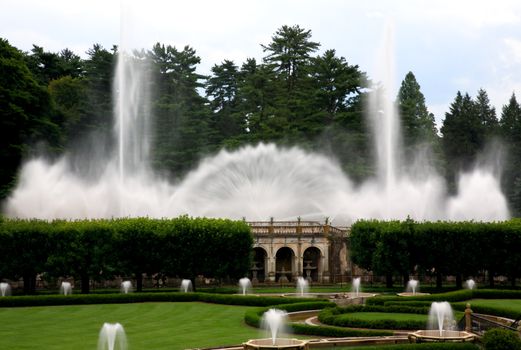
322,246,330,283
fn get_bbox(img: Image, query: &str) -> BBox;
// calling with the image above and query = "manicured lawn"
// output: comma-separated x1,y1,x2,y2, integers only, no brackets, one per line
339,312,428,322
469,299,521,313
0,302,264,350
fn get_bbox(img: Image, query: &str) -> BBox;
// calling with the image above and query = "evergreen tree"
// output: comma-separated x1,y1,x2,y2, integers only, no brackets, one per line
148,43,210,176
205,59,244,146
397,72,438,147
262,25,320,141
441,92,482,184
500,93,521,215
475,88,498,137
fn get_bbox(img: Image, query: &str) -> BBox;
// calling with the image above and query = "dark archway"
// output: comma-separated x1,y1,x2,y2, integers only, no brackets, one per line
303,247,321,282
252,247,267,283
276,247,295,282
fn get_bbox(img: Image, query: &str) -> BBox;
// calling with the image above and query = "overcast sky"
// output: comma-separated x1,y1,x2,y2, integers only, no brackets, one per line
2,0,521,127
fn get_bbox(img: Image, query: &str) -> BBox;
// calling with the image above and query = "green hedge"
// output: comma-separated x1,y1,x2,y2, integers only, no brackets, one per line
0,217,252,294
0,292,322,308
482,328,521,350
350,219,521,288
318,305,428,330
244,302,392,337
366,290,473,306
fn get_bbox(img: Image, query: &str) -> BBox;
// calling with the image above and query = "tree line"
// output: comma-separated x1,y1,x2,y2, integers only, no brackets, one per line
0,217,252,294
2,25,521,214
350,219,521,288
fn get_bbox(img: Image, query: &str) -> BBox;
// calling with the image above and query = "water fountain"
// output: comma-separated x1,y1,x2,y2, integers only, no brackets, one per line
0,282,11,296
244,308,307,350
239,277,252,295
352,277,361,297
98,322,127,350
465,279,476,290
3,11,509,226
296,277,309,297
120,281,132,294
60,281,72,295
180,279,192,293
398,279,429,297
408,302,475,342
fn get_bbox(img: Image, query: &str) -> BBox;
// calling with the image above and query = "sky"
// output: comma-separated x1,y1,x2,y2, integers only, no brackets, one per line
2,0,521,127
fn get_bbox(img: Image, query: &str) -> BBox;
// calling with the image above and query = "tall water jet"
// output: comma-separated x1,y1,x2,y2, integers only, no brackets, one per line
239,277,252,295
98,323,127,350
60,281,72,295
180,279,192,293
120,281,132,294
296,277,309,297
352,277,361,297
369,20,400,191
465,279,476,290
0,282,11,296
428,302,455,337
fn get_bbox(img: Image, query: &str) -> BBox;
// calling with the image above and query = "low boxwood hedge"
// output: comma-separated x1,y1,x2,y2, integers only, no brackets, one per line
244,301,392,337
366,290,473,306
318,305,430,330
0,292,324,308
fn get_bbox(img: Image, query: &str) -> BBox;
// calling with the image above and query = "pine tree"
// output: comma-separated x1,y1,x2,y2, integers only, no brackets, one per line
441,92,481,184
500,93,521,215
205,60,244,146
397,72,438,147
475,88,498,137
148,43,210,176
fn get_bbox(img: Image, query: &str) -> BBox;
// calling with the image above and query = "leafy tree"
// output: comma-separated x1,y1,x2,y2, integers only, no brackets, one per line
48,75,86,144
48,221,116,294
0,220,50,294
0,38,61,198
113,219,162,292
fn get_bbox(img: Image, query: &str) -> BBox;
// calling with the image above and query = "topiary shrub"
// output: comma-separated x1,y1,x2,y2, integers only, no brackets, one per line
482,328,521,350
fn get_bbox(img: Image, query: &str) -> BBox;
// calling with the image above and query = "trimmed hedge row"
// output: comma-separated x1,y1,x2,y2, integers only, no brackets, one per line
244,302,393,337
0,217,252,294
350,219,521,288
318,305,428,330
0,292,320,308
366,290,473,306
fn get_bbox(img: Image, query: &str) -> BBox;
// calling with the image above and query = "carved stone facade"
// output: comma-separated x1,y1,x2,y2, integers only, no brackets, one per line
248,221,349,283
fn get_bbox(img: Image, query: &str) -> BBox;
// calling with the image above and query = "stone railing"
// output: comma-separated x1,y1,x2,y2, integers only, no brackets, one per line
247,221,347,236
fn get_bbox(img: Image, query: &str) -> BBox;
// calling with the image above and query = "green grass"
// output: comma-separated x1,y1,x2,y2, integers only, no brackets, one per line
0,302,265,350
469,298,521,313
338,312,428,322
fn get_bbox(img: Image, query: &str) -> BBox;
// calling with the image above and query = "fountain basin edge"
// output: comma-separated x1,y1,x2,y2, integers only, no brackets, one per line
408,330,475,343
243,338,308,350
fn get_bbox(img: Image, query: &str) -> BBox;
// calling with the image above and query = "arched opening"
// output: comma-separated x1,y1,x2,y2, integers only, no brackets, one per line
303,247,321,282
252,247,267,283
276,247,295,282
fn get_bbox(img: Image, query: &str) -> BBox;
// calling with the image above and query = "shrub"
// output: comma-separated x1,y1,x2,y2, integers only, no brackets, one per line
243,301,392,337
482,328,521,350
